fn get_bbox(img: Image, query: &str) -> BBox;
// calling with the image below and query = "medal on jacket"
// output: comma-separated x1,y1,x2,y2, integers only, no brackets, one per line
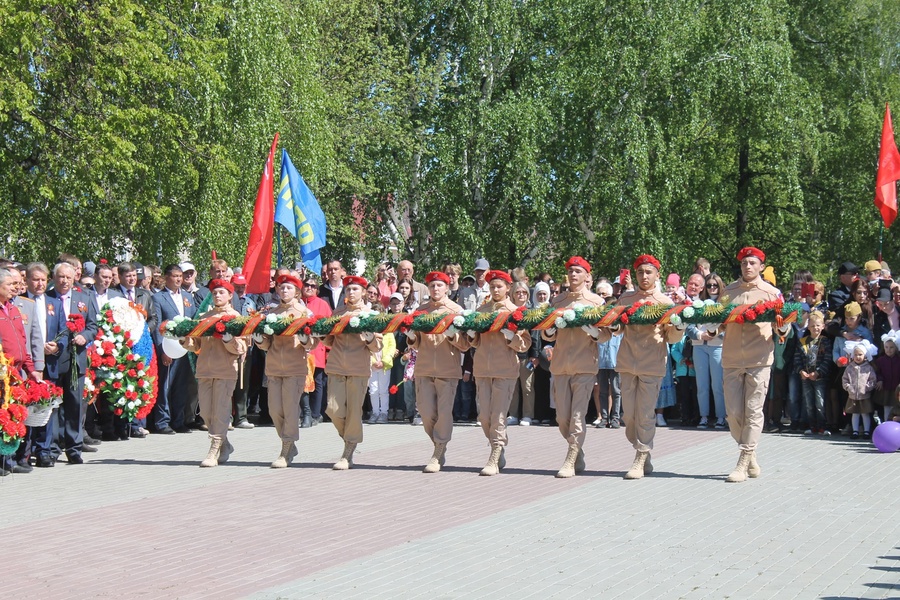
47,304,55,317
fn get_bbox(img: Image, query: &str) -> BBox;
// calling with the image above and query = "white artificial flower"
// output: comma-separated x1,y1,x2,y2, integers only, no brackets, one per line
692,300,704,309
266,313,278,323
683,307,695,319
555,317,567,329
703,299,715,306
263,325,274,335
117,398,126,406
127,401,135,410
96,347,105,356
453,316,465,327
563,309,576,321
462,309,474,316
349,316,361,328
572,303,585,311
115,372,124,380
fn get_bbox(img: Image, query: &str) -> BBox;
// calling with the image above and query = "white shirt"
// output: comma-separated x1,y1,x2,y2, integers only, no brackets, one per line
168,287,184,318
29,293,47,342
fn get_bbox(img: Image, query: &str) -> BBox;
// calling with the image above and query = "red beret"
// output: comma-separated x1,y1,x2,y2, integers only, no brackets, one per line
485,270,512,284
342,275,368,288
737,246,766,263
276,274,303,289
633,254,661,271
208,278,234,293
565,256,591,273
425,271,450,285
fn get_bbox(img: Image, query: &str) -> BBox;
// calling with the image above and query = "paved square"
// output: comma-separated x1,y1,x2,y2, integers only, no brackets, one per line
2,422,898,599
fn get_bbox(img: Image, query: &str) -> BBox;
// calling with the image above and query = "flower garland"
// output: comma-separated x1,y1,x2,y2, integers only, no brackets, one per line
85,298,158,421
160,302,802,337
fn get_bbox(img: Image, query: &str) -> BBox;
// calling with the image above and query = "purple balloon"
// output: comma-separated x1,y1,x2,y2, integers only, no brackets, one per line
872,421,900,453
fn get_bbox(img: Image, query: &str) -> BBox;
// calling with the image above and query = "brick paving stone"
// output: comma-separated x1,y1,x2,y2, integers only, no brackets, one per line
2,421,899,599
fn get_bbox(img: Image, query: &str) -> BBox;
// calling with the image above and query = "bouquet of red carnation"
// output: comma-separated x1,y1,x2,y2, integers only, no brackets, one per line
67,313,86,333
0,403,28,446
837,356,849,368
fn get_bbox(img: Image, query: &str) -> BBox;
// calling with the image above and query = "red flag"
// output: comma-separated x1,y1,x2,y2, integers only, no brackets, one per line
875,104,900,228
241,133,279,293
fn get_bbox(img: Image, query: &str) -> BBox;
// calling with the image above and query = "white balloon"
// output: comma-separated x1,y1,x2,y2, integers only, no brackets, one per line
162,336,187,359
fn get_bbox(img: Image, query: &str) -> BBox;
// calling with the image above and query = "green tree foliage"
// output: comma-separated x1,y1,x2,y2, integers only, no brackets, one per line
1,0,898,284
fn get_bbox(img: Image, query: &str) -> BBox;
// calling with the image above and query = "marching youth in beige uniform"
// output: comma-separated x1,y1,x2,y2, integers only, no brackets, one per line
719,246,786,482
181,278,248,468
322,275,383,470
542,256,604,478
468,270,532,475
605,254,682,479
408,271,470,473
253,274,318,468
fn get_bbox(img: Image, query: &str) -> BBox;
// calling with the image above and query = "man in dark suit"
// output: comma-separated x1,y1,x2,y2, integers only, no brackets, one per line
46,262,98,464
318,259,346,310
152,264,199,434
117,262,157,435
25,262,68,467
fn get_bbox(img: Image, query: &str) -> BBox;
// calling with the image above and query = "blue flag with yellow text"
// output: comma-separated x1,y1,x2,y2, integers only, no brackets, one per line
275,149,327,274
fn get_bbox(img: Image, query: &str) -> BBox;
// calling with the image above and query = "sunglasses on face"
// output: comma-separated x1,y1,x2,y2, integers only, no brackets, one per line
706,283,718,289
303,283,317,289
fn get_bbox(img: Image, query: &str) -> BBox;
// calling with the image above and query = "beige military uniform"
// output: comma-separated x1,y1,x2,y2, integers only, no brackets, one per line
720,277,781,451
470,297,532,447
612,288,681,452
255,299,318,443
181,305,248,441
542,287,605,448
323,300,383,445
410,296,470,445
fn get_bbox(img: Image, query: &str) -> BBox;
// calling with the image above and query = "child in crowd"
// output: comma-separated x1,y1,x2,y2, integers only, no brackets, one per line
670,333,697,427
874,331,900,423
841,340,877,438
795,311,832,435
367,326,395,424
664,273,685,302
387,293,408,421
595,333,622,428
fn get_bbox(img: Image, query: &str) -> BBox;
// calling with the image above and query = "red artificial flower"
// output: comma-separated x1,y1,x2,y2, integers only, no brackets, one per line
137,362,145,370
126,340,133,348
99,382,107,389
113,381,122,389
112,325,122,334
114,408,123,416
124,331,131,340
117,364,126,372
214,322,226,333
105,310,113,319
735,316,745,324
126,353,135,361
620,313,629,325
507,322,519,332
511,307,525,322
389,385,399,394
90,353,102,367
745,309,757,320
837,356,849,367
141,393,150,401
104,356,116,367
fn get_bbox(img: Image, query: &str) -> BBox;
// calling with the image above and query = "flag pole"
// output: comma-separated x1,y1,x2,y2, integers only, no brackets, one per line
276,226,283,268
879,223,884,262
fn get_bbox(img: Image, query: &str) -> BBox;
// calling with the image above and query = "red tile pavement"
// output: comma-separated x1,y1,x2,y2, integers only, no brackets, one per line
4,426,725,599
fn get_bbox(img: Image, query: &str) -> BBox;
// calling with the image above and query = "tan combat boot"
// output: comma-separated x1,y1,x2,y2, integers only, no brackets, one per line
333,441,356,470
575,448,586,474
556,444,580,478
218,438,234,464
480,445,503,476
726,450,752,483
200,438,223,468
747,451,761,478
271,440,298,468
624,450,651,479
423,442,447,473
498,447,506,471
